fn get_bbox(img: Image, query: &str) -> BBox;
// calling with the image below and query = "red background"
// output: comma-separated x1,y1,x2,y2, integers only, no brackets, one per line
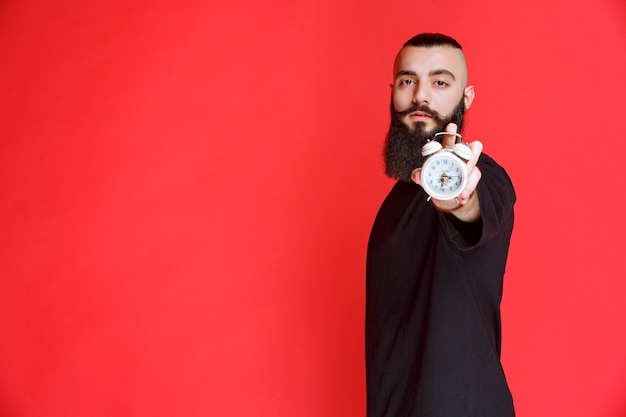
1,1,625,416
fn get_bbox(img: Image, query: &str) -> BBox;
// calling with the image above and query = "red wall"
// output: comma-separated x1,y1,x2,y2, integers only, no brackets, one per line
1,1,625,416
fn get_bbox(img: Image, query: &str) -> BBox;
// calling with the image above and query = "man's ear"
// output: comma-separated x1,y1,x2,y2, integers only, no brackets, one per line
464,85,475,110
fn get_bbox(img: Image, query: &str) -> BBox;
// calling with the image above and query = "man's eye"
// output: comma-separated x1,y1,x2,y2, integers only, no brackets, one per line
435,80,448,87
400,79,414,85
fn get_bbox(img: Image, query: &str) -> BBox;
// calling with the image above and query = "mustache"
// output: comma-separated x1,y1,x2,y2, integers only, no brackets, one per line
393,104,444,122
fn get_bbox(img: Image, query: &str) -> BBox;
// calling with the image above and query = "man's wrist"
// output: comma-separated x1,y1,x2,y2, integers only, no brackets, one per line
428,196,462,212
429,191,481,223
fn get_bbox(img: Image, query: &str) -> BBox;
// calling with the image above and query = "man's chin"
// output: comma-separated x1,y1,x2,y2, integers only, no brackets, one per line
406,120,437,137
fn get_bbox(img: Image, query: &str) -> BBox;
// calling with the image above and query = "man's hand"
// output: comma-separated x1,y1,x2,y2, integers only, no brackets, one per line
410,123,483,222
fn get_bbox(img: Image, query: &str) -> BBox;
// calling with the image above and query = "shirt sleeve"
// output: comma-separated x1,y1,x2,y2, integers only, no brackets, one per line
438,153,516,254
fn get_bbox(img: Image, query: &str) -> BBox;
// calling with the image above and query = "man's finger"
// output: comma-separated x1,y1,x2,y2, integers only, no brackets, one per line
460,166,482,203
441,123,458,148
467,140,483,170
411,168,422,185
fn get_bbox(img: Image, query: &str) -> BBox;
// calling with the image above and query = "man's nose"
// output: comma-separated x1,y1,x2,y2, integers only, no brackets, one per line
412,83,430,105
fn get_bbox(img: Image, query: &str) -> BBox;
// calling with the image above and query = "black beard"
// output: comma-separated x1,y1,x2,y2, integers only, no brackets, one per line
383,97,466,182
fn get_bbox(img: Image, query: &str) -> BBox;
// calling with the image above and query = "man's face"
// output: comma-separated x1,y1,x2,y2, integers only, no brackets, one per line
391,45,473,134
383,45,475,182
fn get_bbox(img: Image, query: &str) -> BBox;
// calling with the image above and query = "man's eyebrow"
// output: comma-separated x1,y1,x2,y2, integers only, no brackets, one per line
430,69,456,79
394,69,456,79
394,69,416,78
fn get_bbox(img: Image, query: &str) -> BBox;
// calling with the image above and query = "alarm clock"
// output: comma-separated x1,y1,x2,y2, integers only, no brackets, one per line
419,132,473,201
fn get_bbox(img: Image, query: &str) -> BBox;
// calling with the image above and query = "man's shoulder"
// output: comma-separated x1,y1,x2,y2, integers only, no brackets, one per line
383,179,422,205
477,153,504,170
477,153,515,191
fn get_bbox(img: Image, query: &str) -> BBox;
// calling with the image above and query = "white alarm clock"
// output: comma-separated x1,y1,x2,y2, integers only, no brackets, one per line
419,132,472,201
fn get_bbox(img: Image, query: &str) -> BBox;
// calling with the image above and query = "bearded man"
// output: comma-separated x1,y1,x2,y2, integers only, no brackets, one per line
366,33,516,417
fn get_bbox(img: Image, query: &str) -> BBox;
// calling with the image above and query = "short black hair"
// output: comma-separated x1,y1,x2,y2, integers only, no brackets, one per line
403,33,462,50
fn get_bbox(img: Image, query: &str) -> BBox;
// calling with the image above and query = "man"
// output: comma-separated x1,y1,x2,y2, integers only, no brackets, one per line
366,33,516,416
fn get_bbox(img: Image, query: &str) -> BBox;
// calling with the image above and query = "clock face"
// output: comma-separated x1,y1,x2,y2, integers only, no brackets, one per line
420,152,467,200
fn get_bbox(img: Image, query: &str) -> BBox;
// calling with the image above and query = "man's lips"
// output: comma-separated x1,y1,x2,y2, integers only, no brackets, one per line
408,111,433,121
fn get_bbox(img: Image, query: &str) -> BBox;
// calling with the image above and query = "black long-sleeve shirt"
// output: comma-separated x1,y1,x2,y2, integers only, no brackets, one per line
366,154,516,417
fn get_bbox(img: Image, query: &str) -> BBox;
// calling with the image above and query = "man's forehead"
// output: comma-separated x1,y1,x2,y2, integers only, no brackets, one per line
393,45,468,82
